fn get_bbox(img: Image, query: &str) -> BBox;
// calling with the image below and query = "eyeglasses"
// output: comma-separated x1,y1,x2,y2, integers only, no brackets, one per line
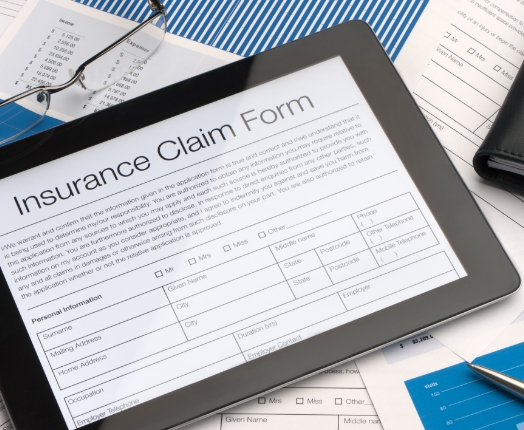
0,0,167,147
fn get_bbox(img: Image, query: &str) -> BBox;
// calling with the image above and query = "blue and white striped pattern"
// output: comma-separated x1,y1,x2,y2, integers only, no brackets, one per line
74,0,429,61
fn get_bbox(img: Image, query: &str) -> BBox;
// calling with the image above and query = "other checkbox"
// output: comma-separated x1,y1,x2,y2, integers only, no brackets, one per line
155,270,163,278
258,231,266,238
335,398,343,405
468,48,476,54
296,398,304,404
223,245,231,252
494,65,501,72
188,258,196,265
258,397,266,404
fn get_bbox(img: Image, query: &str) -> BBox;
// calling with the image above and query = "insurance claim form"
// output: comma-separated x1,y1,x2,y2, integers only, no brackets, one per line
0,55,465,429
404,0,524,363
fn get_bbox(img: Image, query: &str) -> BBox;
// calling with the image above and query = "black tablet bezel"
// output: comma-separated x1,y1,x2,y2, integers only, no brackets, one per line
0,21,519,430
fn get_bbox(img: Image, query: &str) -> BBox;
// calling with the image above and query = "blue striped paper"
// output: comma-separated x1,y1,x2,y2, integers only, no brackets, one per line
74,0,429,61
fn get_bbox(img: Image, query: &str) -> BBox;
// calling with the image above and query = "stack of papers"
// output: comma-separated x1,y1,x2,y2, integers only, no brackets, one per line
358,0,524,428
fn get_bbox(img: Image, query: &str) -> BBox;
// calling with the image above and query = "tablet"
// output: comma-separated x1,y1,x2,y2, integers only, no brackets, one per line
0,21,519,430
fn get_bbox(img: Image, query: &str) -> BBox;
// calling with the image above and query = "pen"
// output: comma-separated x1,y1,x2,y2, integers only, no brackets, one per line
468,363,524,400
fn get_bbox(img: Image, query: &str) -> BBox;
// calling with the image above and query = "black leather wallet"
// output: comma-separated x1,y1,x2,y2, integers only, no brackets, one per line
473,62,524,191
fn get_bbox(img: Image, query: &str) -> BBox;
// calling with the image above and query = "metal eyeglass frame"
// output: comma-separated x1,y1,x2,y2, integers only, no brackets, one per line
0,0,166,111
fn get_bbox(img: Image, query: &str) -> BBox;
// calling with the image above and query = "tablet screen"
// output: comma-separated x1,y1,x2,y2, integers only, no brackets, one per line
0,57,466,429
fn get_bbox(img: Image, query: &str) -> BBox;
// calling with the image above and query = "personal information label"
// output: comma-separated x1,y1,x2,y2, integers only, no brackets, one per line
0,57,465,429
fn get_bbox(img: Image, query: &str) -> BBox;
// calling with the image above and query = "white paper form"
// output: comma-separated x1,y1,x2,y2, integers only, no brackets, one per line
0,0,239,123
394,0,463,92
186,361,382,430
404,0,524,363
0,0,24,37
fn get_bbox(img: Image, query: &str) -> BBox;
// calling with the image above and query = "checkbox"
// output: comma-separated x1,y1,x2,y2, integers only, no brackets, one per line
258,231,266,239
155,270,163,278
445,32,450,38
468,48,476,54
223,245,231,252
296,398,304,404
494,65,501,72
258,397,266,404
335,398,342,405
188,258,196,265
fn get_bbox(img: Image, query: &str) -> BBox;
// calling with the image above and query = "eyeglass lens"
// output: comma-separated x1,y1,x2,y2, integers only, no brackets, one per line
79,13,166,92
0,91,50,147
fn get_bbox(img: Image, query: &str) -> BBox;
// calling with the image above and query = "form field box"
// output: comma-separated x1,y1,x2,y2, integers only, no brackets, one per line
316,233,368,266
172,265,285,320
188,258,196,265
181,283,294,339
155,270,163,278
351,194,417,230
235,295,345,351
296,398,304,404
370,226,438,265
468,48,475,54
223,245,231,252
288,267,332,298
326,250,378,284
258,397,266,404
64,336,241,417
494,65,501,72
279,250,322,279
38,289,171,351
258,231,266,238
54,323,187,389
422,63,501,119
335,398,343,405
164,249,275,303
361,210,427,249
272,217,358,261
46,306,178,369
339,253,456,311
428,50,506,104
416,77,489,132
444,32,450,38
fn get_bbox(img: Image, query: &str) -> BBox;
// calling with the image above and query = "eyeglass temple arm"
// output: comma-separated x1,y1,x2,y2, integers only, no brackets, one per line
0,3,166,109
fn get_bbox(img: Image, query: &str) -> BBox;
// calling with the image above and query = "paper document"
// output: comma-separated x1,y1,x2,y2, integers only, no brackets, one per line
0,0,238,140
407,0,524,362
0,0,24,37
394,0,461,92
187,361,382,430
358,311,524,430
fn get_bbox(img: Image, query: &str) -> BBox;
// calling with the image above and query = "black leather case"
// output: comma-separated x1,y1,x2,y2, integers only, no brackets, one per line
473,61,524,191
